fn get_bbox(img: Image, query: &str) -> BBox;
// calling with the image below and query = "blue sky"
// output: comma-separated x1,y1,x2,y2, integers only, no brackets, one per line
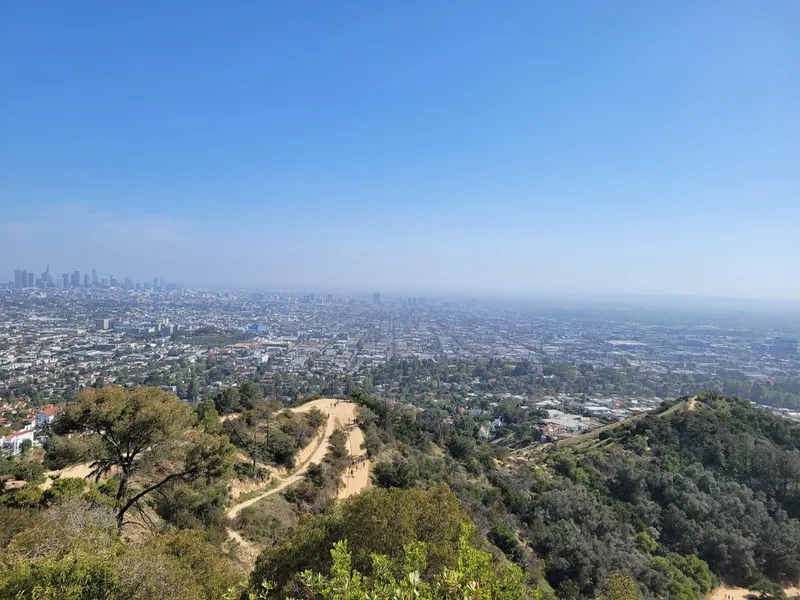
1,1,798,297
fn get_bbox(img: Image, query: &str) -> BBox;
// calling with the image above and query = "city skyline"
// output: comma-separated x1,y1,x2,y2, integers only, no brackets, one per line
7,264,800,317
9,264,177,291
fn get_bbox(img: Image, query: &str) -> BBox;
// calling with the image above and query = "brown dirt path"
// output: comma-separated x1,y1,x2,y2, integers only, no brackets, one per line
708,585,800,600
225,398,370,563
40,461,97,490
338,424,369,499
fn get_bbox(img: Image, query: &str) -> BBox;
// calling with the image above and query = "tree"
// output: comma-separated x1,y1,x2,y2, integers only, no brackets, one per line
49,386,234,528
44,434,102,470
373,458,419,489
187,374,199,402
0,500,242,600
750,579,787,600
344,374,354,396
249,485,474,597
195,401,221,433
214,387,241,414
19,439,32,456
11,459,45,483
239,381,264,409
596,572,642,600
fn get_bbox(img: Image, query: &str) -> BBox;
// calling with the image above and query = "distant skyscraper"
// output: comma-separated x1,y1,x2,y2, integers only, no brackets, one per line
62,274,69,288
26,272,34,288
83,274,89,287
56,276,65,289
373,292,381,304
154,277,158,289
72,270,80,288
14,270,23,288
92,269,98,286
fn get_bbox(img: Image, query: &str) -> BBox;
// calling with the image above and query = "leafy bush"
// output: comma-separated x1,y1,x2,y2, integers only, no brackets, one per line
232,496,299,548
3,484,44,508
43,477,86,503
373,457,419,489
249,485,474,598
284,532,539,600
0,500,243,600
11,459,46,483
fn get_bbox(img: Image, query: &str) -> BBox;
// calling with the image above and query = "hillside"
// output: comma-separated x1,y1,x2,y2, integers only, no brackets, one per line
492,392,800,598
337,391,800,600
2,388,799,600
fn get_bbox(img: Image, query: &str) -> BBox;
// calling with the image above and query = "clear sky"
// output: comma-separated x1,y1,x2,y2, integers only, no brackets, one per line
1,1,798,298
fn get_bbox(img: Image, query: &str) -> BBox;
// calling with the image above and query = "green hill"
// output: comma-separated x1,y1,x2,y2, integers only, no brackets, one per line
489,392,800,598
339,391,800,600
2,388,799,600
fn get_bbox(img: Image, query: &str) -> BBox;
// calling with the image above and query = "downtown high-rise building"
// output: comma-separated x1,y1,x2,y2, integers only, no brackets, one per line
11,265,177,292
373,291,381,304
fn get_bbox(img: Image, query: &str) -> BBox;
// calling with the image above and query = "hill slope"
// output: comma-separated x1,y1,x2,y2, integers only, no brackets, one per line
336,391,800,600
491,392,800,598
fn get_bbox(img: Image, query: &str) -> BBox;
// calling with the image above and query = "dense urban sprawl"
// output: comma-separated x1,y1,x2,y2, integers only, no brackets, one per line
2,285,799,455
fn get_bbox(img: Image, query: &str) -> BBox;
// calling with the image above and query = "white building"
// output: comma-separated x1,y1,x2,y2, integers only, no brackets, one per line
36,405,61,427
1,425,36,455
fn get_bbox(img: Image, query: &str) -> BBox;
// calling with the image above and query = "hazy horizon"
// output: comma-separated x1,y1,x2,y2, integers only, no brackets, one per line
2,2,798,299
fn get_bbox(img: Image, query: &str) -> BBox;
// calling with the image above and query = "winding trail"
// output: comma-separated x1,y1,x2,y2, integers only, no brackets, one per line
339,424,370,499
226,398,370,562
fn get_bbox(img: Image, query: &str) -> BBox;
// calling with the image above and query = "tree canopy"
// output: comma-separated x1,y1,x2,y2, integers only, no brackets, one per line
49,386,234,527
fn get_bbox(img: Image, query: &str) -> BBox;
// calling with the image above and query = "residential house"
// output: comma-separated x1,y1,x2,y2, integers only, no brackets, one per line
1,425,36,455
36,405,62,427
